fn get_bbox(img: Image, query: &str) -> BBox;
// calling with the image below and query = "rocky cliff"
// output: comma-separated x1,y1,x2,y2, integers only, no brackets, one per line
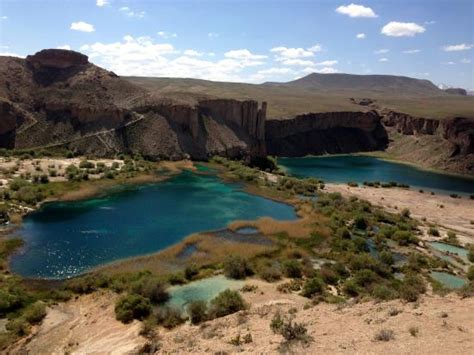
0,50,267,160
265,111,388,156
382,111,474,174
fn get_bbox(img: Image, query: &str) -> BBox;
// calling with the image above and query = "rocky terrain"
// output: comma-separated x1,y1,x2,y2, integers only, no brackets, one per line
1,49,473,175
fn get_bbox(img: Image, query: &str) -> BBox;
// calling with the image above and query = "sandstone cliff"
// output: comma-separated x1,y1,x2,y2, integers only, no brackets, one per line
265,111,388,156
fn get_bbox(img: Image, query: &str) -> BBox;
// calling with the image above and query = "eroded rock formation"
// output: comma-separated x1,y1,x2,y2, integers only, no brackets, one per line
265,111,388,156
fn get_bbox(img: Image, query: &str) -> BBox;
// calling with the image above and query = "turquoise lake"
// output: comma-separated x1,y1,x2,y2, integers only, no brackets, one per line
10,171,296,279
279,156,474,195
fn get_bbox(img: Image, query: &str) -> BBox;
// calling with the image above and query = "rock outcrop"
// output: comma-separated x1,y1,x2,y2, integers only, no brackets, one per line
265,111,388,156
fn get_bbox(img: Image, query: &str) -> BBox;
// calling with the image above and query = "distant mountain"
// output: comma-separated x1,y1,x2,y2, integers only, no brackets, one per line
264,73,443,96
443,88,467,96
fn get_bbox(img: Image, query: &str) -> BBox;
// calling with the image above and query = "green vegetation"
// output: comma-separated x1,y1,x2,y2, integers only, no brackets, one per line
187,300,208,325
270,312,312,346
223,256,253,279
115,294,152,323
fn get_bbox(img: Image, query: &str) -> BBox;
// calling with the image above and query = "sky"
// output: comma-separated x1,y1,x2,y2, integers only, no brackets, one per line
0,0,473,89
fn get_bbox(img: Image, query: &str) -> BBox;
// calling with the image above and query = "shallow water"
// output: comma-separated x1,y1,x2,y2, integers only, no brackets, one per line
167,275,244,310
10,171,296,279
429,242,469,262
279,156,474,195
430,271,467,289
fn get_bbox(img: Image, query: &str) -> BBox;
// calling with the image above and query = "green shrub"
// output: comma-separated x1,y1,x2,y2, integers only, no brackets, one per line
184,263,199,280
374,329,395,342
187,300,208,325
338,227,351,239
393,231,418,246
115,294,152,323
467,245,474,263
258,264,282,282
372,285,397,300
343,279,360,297
301,277,325,298
23,302,47,324
282,260,302,279
354,215,368,230
400,274,426,302
401,208,411,218
223,256,253,280
79,160,95,169
155,306,185,329
428,227,440,237
209,289,246,319
380,250,394,265
467,266,474,281
270,312,311,343
6,318,30,336
131,278,169,304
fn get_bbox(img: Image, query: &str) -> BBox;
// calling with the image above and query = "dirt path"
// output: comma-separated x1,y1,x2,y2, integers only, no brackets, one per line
326,184,474,243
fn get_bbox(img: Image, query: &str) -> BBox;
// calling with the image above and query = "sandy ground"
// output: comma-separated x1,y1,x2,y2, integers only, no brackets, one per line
8,291,147,354
326,184,474,244
10,280,473,354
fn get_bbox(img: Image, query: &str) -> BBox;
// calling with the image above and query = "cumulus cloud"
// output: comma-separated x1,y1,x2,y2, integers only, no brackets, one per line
0,51,24,58
183,49,203,57
271,46,316,61
379,58,389,62
57,45,71,50
96,0,108,7
307,44,323,53
157,31,178,39
315,60,338,66
119,6,145,18
79,35,267,82
356,33,366,39
1,16,7,20
302,66,338,74
208,32,219,38
403,49,420,54
442,43,473,51
374,49,389,54
279,59,314,66
461,58,471,64
224,49,267,61
381,22,425,37
70,21,95,33
442,61,455,65
336,3,377,18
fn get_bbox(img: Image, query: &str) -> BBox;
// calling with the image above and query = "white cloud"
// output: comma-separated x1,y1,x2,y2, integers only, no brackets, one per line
442,43,473,51
0,52,24,58
183,49,203,57
336,3,377,18
424,20,436,25
460,58,471,64
442,61,455,65
80,35,267,82
381,22,425,37
403,49,420,54
119,6,145,18
302,66,339,74
279,59,314,66
96,0,108,7
271,46,314,61
379,58,389,62
1,16,7,20
374,49,389,54
208,32,219,38
356,33,366,39
57,45,71,50
207,52,215,57
307,44,323,53
258,67,293,75
157,31,178,39
315,60,338,66
70,21,95,33
224,49,267,60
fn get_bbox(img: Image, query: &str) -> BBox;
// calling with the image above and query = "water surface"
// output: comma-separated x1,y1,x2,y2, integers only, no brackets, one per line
279,156,474,195
430,271,467,289
429,242,469,262
11,171,296,279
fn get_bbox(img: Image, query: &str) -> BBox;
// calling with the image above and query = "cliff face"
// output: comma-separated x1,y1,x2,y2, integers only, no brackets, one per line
265,111,388,156
381,111,474,174
0,50,267,160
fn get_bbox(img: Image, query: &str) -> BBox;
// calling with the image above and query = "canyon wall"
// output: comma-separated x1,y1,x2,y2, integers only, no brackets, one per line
265,111,388,156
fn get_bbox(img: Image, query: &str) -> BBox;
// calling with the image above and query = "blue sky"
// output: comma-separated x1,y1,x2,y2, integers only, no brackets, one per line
1,0,473,88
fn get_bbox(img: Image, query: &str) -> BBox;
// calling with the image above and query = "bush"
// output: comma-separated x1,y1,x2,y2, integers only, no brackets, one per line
354,215,368,230
282,260,302,279
155,306,185,329
301,277,325,298
23,302,47,324
270,312,311,343
380,250,394,265
401,208,411,218
6,318,30,337
372,285,397,300
393,231,418,246
468,245,474,263
184,263,199,280
209,289,246,319
115,294,152,323
374,329,395,342
79,160,95,169
467,266,474,281
223,256,252,280
258,264,282,282
354,269,378,288
343,279,360,297
400,274,426,302
428,227,440,237
131,278,169,304
187,300,208,325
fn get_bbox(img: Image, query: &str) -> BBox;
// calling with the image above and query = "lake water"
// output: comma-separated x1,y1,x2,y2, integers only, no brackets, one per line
279,156,474,195
430,271,467,289
10,171,296,279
